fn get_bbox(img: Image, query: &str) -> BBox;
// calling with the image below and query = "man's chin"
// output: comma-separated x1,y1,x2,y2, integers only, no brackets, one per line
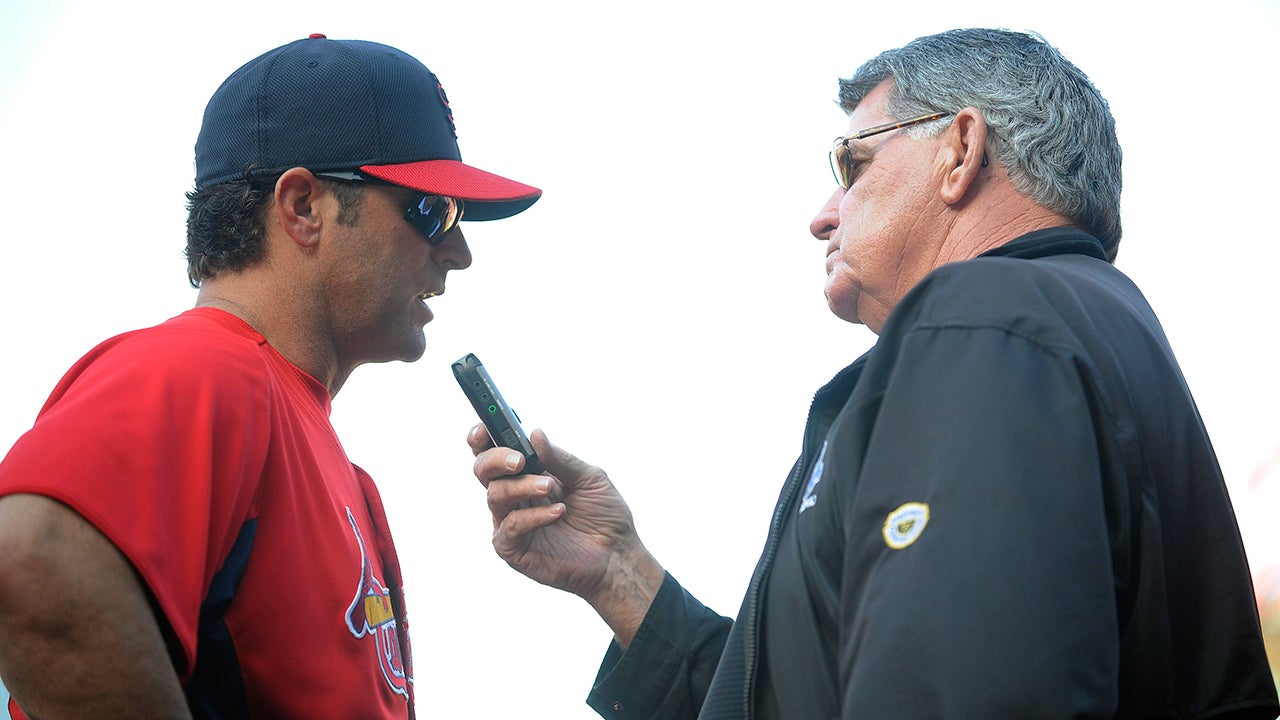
397,338,428,363
365,333,428,366
824,291,864,326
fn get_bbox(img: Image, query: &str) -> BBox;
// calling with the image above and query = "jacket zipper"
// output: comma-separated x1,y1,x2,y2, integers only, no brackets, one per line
739,390,826,719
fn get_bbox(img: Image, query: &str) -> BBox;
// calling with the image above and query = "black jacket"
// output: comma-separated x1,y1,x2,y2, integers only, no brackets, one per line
587,228,1278,719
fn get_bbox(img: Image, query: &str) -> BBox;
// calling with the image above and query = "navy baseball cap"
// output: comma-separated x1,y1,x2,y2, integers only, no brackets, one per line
194,34,541,221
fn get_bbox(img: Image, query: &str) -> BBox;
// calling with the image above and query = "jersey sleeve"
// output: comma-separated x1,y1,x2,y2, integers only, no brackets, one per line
0,327,270,677
836,323,1121,717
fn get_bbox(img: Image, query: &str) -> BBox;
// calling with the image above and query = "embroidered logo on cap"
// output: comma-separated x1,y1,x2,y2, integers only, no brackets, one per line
882,502,930,549
436,81,457,138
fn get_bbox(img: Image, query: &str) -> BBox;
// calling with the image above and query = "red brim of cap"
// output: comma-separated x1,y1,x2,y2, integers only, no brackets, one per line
359,160,542,222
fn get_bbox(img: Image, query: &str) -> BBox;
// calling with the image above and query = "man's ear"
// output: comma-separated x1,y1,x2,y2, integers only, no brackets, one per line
939,107,988,205
274,168,324,249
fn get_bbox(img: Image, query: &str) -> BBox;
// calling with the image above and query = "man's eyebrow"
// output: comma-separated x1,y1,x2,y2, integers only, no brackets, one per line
844,136,887,156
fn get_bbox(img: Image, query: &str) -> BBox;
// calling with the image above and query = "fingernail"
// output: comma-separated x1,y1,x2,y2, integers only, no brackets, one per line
506,452,523,469
534,476,551,491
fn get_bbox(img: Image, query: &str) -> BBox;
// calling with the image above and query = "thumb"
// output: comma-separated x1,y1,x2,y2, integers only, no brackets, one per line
530,429,602,489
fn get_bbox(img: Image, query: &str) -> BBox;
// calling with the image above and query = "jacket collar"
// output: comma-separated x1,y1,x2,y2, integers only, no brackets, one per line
979,226,1109,262
817,227,1109,401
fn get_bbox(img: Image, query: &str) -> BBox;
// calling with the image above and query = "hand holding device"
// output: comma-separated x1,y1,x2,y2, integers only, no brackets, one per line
466,426,665,647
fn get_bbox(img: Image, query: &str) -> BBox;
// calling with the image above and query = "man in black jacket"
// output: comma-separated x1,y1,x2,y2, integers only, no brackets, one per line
470,28,1279,719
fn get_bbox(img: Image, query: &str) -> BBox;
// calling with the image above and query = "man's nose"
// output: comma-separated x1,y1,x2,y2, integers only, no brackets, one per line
809,187,845,241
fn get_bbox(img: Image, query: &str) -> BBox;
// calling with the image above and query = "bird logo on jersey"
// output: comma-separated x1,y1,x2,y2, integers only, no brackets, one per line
345,507,412,698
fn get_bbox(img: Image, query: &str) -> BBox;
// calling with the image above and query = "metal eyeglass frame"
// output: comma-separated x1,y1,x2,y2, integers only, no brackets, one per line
829,111,953,189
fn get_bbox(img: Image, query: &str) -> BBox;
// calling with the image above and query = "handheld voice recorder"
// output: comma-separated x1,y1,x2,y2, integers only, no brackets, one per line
451,353,545,475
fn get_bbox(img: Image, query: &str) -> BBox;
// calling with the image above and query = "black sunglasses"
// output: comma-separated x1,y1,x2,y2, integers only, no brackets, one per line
313,170,465,245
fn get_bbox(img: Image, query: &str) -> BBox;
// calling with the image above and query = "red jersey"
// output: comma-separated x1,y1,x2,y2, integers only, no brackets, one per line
0,308,414,718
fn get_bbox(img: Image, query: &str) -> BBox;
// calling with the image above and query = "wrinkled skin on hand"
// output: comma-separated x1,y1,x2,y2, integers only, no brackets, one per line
468,426,663,645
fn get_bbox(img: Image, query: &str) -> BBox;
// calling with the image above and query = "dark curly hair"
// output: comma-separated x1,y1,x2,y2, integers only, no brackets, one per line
184,174,366,287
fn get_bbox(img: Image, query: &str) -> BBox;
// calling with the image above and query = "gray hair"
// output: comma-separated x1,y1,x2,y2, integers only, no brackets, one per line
840,28,1122,260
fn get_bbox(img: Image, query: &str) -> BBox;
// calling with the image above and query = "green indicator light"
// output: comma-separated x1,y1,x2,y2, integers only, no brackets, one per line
487,405,498,414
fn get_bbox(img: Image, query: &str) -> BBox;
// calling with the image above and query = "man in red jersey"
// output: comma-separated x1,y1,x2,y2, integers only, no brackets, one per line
0,34,539,719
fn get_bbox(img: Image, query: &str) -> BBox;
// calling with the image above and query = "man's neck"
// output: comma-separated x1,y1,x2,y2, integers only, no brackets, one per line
195,281,346,397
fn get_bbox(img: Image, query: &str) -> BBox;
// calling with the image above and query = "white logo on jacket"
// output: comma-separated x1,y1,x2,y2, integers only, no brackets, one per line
799,441,828,514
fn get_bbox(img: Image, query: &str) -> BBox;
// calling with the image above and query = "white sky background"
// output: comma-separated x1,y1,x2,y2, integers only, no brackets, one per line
1,1,1278,716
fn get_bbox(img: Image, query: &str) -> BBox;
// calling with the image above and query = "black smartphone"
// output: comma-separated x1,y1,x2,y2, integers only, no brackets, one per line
452,353,545,475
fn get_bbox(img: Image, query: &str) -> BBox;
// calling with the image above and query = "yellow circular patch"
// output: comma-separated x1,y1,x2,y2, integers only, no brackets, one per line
883,502,930,549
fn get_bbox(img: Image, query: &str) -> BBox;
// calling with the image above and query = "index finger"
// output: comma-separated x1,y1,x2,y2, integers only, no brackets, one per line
466,423,494,456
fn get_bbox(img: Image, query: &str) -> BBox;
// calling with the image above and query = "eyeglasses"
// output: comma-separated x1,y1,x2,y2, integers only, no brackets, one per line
313,170,465,245
829,112,952,189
